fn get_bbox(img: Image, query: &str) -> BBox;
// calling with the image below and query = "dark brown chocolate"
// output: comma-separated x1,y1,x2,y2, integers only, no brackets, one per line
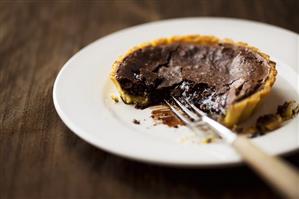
116,42,270,116
133,119,140,125
150,105,183,128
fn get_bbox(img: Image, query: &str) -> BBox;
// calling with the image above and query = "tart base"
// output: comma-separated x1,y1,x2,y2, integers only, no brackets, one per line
110,35,277,127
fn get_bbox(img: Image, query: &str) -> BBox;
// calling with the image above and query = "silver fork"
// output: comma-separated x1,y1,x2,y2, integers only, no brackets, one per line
165,96,299,199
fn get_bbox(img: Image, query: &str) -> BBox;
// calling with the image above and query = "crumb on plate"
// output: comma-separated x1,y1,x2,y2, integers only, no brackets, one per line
133,119,140,125
111,94,119,103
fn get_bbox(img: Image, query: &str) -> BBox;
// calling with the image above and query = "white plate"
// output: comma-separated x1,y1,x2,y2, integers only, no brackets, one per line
53,17,299,167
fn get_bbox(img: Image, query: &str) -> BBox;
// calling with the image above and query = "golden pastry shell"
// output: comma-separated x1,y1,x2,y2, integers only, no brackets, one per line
110,35,277,127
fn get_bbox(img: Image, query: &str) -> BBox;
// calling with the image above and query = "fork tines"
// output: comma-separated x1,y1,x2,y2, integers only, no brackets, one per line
165,96,237,143
164,97,211,131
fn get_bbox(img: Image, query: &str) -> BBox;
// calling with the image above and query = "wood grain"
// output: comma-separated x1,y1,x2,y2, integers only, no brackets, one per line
0,1,298,199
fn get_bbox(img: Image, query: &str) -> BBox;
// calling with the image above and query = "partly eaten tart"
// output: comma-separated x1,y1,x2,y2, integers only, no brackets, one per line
110,35,277,127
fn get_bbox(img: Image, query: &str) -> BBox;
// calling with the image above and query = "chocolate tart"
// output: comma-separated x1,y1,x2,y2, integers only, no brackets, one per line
110,35,277,127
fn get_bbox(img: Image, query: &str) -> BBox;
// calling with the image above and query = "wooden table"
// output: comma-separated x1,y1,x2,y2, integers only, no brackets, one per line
1,1,298,198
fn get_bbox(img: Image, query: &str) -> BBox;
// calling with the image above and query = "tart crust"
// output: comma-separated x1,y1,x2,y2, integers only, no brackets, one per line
110,35,277,127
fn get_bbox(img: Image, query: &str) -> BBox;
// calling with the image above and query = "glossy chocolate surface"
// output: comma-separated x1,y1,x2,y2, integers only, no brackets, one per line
116,42,270,115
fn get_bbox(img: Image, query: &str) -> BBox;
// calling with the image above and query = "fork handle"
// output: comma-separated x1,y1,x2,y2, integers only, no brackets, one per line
232,136,299,199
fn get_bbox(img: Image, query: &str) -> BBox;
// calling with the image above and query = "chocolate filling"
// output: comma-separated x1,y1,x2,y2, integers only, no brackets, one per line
116,42,270,118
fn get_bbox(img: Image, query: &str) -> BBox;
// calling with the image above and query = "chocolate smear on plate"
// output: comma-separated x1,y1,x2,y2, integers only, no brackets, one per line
150,105,183,128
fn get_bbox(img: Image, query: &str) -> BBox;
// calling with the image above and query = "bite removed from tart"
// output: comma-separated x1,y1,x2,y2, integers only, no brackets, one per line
110,35,277,127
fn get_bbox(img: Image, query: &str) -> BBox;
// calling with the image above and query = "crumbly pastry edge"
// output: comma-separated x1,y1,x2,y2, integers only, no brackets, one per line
110,35,277,127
